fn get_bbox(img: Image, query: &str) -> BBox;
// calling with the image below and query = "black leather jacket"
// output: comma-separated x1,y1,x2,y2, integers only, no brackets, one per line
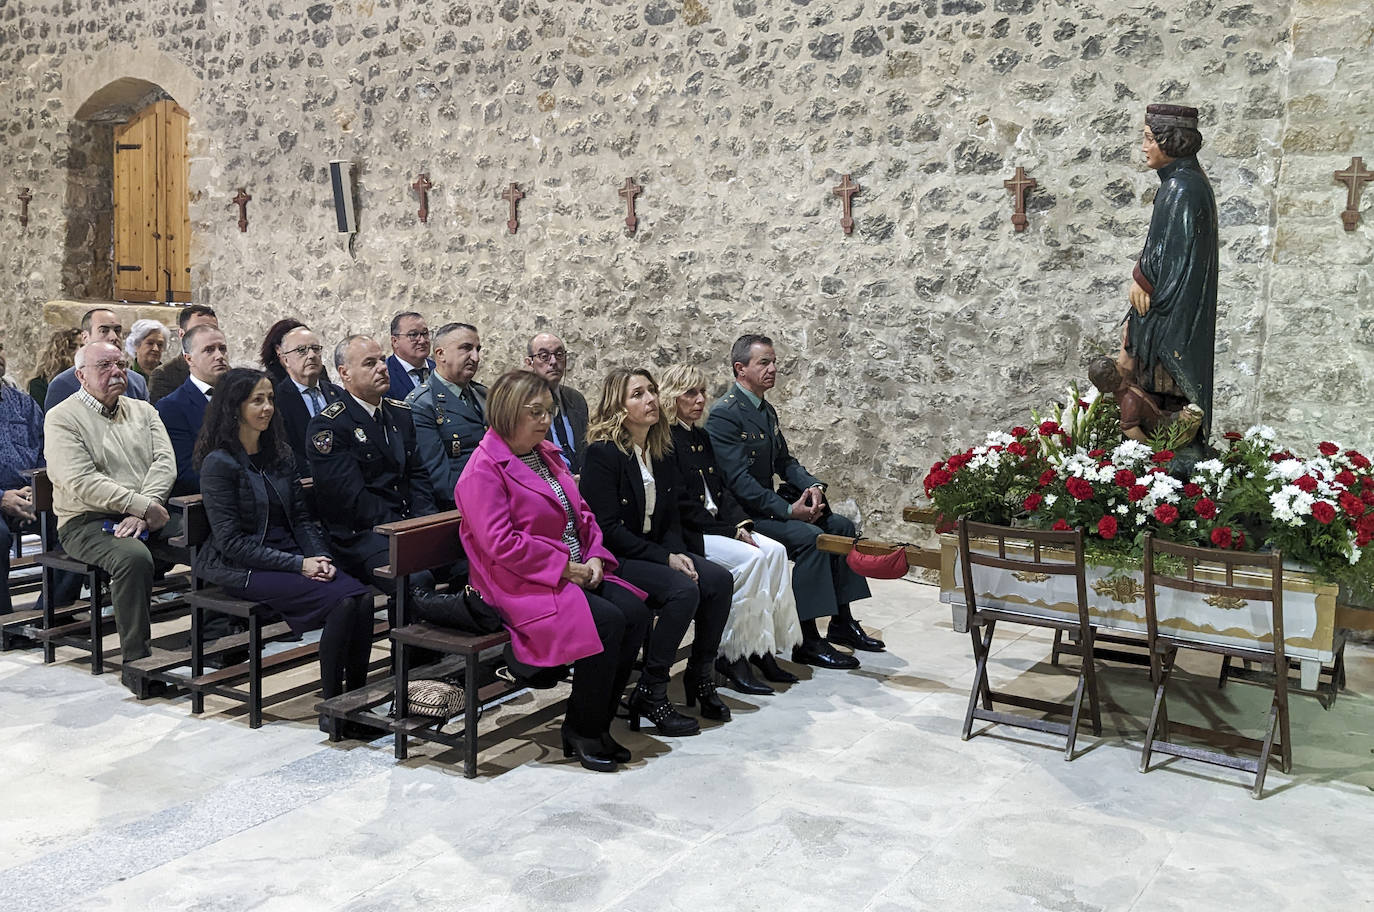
668,422,752,555
194,447,331,590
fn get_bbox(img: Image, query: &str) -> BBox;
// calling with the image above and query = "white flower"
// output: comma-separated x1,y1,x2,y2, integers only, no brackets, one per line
1112,440,1154,465
1116,504,1129,515
1043,494,1058,507
1245,425,1277,441
984,431,1015,448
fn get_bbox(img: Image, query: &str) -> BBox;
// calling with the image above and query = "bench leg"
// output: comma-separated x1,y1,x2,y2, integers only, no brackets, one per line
89,570,105,675
394,642,410,761
464,652,479,778
248,613,263,729
190,604,205,715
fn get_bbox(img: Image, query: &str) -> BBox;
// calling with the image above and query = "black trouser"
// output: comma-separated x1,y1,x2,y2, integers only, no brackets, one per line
563,583,651,738
0,515,30,615
615,555,732,686
318,594,375,699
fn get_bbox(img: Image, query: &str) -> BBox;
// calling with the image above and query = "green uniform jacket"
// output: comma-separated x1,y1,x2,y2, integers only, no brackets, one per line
704,383,820,521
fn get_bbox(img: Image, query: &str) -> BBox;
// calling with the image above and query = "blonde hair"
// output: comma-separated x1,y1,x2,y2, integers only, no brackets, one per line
586,367,672,461
656,363,709,424
29,327,82,384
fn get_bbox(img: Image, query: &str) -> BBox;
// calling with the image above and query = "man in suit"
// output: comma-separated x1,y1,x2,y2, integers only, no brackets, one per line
148,305,218,404
406,322,486,510
385,311,435,401
525,332,589,475
155,325,230,497
44,308,149,410
706,333,883,672
274,326,342,470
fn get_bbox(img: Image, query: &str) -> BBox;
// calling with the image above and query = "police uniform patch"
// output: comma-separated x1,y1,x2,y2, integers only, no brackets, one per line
312,430,334,454
449,439,463,457
320,402,345,419
354,428,368,443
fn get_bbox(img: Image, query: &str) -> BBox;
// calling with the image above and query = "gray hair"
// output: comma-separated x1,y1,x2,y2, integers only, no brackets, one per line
433,322,478,348
334,334,371,369
123,319,168,360
181,323,221,355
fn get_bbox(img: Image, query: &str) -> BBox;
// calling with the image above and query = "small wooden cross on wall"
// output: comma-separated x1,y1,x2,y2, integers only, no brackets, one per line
502,182,524,235
411,173,433,224
232,188,252,233
619,177,642,235
17,187,32,228
1003,166,1037,233
832,174,861,236
1334,157,1373,231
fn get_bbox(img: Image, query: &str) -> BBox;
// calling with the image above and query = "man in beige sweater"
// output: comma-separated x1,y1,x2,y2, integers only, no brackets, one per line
45,342,178,692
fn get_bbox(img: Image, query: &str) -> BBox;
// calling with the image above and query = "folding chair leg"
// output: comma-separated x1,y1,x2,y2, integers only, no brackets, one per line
1140,656,1174,773
1083,631,1102,735
1217,654,1231,689
1050,629,1063,666
962,624,993,741
1064,673,1086,761
1252,702,1281,799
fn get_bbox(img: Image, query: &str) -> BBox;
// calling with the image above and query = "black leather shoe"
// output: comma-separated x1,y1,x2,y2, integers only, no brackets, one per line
827,617,886,652
562,729,619,772
715,655,773,695
600,732,632,763
750,652,800,684
791,640,860,670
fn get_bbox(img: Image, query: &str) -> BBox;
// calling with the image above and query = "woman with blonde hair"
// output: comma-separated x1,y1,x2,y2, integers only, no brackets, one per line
27,327,82,408
658,363,801,694
581,367,733,737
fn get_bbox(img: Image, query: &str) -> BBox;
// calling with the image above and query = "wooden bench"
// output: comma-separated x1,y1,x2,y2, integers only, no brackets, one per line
170,491,388,728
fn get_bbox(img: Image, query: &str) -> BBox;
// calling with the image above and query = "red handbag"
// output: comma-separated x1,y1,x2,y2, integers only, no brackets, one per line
845,540,910,579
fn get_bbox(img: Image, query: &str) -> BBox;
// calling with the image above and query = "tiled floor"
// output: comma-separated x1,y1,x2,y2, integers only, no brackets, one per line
2,578,1371,911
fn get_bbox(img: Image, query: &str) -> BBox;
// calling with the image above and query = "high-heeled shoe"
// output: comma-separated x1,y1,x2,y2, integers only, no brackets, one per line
715,655,774,695
600,732,632,763
683,666,732,721
749,652,800,684
626,680,700,736
561,728,618,772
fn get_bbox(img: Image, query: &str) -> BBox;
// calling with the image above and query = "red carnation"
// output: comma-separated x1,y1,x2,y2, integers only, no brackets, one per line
1347,451,1371,469
1038,469,1056,488
1153,504,1179,525
1089,448,1107,459
1336,470,1357,487
1311,501,1337,525
923,468,953,495
1066,478,1094,501
1114,469,1137,488
1039,420,1060,435
1060,433,1072,446
1011,426,1029,437
1128,484,1147,502
1194,497,1217,519
1270,450,1294,463
1294,475,1318,493
1364,490,1374,507
1235,531,1247,550
1151,450,1175,464
1023,493,1043,512
1183,483,1203,497
1319,441,1340,457
1008,441,1028,457
1052,519,1071,531
1211,526,1234,549
1340,491,1366,518
1097,515,1118,539
1078,399,1090,410
948,452,972,470
1223,431,1243,441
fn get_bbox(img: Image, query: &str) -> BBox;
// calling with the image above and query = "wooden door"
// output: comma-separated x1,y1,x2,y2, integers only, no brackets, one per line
113,100,191,302
160,102,191,300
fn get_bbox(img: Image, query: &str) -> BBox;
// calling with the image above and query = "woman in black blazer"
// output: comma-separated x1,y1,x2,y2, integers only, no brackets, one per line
192,368,375,712
580,367,733,737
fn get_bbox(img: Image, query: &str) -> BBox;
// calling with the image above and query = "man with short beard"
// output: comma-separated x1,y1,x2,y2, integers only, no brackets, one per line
44,342,177,694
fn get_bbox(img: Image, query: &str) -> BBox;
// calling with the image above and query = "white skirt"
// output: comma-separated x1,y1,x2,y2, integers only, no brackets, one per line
702,532,802,660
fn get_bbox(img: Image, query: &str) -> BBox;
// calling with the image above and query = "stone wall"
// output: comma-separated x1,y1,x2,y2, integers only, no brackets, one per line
2,0,1370,539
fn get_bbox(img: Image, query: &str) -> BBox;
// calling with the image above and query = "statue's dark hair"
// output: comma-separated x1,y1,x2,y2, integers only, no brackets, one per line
729,333,773,377
1087,356,1123,395
193,367,295,473
1145,116,1203,159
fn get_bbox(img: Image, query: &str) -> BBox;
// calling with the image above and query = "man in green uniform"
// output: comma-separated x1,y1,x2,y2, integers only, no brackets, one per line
407,322,487,509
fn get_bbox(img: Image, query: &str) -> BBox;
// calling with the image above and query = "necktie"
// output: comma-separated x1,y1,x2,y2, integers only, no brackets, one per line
414,367,429,385
307,387,325,416
373,408,389,445
205,387,213,399
461,387,482,421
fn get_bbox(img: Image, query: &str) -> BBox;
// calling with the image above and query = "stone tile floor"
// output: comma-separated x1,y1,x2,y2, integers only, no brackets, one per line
1,578,1371,911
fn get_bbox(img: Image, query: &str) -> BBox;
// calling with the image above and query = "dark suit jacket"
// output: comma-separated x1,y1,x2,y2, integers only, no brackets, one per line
305,394,437,557
546,384,590,474
668,422,752,555
275,377,344,472
386,354,436,401
147,358,187,404
154,376,211,496
405,376,487,509
580,440,687,565
704,382,821,521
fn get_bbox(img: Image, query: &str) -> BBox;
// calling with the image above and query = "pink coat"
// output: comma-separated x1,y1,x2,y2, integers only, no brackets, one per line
455,431,646,667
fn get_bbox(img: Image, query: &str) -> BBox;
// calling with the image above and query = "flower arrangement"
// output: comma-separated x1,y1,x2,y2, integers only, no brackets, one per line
923,390,1374,590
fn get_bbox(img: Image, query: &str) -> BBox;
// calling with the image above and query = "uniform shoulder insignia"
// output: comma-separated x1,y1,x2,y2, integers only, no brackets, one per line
384,397,411,410
320,402,345,419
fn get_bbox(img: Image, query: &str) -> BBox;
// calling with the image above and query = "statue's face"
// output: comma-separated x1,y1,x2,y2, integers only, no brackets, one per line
1142,125,1172,170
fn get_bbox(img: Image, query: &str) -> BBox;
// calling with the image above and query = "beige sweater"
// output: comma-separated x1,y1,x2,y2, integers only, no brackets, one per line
44,395,176,526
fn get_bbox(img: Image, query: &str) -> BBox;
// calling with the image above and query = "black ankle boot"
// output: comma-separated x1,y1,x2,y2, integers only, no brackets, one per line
749,652,800,684
626,679,700,736
684,665,732,721
561,725,618,772
600,732,632,763
715,655,774,695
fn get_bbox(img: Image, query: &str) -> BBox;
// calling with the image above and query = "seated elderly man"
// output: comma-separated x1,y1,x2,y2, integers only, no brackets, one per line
407,322,486,509
44,308,149,409
706,333,883,675
275,325,343,470
148,305,218,404
0,341,44,616
44,342,178,695
525,332,589,475
155,324,230,496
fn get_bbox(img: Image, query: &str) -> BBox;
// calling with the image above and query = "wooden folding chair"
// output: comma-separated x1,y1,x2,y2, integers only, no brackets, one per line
958,518,1101,760
1139,534,1291,799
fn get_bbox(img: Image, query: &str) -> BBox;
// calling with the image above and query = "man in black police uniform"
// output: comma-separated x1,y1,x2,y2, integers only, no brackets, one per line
406,322,486,510
706,333,883,672
307,334,453,606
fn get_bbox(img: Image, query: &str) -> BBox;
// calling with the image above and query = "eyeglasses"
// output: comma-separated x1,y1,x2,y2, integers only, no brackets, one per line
92,359,129,373
394,330,431,341
521,403,560,421
283,344,324,357
533,349,569,364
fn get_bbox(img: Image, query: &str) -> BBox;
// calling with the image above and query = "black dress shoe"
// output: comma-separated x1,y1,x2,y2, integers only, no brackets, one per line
715,655,773,695
600,732,632,763
562,728,619,772
827,617,886,652
791,640,860,670
749,652,799,684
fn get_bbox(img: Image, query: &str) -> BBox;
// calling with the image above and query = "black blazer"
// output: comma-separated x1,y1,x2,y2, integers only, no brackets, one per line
668,423,752,555
195,447,331,590
275,376,344,471
581,440,688,565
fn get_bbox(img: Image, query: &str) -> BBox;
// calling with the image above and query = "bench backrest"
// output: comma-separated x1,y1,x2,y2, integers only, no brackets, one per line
169,477,315,551
375,510,464,577
28,467,52,512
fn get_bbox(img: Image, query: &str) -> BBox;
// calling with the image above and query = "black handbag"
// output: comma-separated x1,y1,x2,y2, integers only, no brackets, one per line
412,584,505,636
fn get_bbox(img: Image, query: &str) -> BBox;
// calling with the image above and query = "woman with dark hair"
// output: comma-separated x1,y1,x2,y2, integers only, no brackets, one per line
580,367,734,736
260,318,306,385
456,370,650,772
192,367,376,720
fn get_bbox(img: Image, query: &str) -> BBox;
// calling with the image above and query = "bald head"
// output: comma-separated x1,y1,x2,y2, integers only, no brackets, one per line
525,332,568,387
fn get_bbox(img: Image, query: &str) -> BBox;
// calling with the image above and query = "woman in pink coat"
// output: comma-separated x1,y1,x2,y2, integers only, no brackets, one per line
456,370,649,773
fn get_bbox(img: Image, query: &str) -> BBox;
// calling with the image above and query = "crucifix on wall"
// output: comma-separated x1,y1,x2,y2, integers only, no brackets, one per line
619,177,642,235
1334,157,1372,231
1003,166,1037,233
832,174,861,236
232,188,252,233
412,173,432,224
17,187,32,228
502,182,524,235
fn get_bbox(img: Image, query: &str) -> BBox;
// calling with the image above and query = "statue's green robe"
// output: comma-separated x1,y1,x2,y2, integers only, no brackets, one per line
1126,155,1218,443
